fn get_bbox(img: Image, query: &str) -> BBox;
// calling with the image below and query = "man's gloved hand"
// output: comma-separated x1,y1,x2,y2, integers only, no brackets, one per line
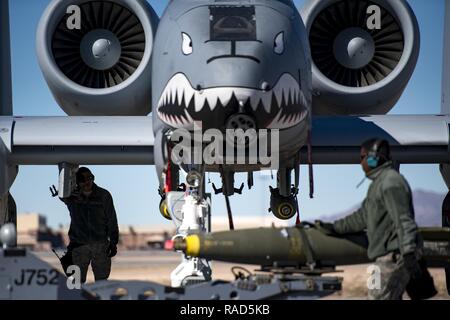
403,253,422,280
71,189,82,200
314,220,336,235
108,243,118,258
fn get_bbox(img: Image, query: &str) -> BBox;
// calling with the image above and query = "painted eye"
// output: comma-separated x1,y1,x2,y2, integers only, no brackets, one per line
274,32,285,54
182,33,193,55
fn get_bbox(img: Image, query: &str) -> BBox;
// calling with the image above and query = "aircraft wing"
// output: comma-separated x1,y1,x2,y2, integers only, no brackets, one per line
302,115,450,165
1,115,448,167
0,114,447,219
0,116,154,165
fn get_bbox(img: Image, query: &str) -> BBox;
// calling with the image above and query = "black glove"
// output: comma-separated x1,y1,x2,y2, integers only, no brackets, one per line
403,253,422,280
71,188,83,201
314,220,336,235
108,243,118,258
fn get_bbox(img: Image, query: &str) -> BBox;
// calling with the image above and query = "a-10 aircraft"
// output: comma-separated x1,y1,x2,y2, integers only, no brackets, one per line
0,0,450,297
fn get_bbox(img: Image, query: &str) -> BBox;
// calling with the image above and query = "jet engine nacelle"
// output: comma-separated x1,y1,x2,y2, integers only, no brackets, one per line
37,0,158,116
301,0,420,115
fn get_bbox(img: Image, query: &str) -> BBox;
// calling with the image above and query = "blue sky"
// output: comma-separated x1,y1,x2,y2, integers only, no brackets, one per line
7,0,448,228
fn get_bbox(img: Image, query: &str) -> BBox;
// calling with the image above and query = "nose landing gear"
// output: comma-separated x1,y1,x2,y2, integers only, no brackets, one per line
163,166,212,288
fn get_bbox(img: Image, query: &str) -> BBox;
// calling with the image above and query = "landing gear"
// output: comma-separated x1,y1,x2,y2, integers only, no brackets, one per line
155,130,212,287
165,168,212,288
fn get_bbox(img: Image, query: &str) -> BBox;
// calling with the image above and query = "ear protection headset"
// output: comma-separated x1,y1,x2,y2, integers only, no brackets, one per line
366,139,384,169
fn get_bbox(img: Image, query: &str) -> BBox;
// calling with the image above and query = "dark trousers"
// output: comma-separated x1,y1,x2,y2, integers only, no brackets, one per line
71,242,111,283
368,252,410,300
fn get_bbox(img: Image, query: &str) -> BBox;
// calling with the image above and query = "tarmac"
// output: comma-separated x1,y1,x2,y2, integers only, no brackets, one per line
37,250,450,300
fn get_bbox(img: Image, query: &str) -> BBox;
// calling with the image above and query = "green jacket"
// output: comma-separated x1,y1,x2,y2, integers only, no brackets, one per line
333,162,421,260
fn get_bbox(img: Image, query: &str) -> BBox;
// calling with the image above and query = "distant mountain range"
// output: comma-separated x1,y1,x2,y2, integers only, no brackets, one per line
318,190,446,227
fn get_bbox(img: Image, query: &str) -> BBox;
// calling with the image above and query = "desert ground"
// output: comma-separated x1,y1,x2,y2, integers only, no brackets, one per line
37,250,449,300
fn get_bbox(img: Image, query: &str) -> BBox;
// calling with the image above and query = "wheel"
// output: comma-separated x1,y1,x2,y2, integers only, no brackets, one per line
159,197,172,220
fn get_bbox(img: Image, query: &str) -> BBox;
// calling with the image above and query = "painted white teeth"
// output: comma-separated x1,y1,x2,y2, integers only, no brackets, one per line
290,89,295,104
274,86,283,107
159,111,195,129
262,93,272,113
177,87,184,106
184,90,192,106
234,88,253,106
274,110,283,123
206,94,218,111
214,88,233,107
267,110,305,129
285,114,291,124
250,95,259,111
159,73,307,111
283,89,289,105
194,91,205,112
159,73,308,129
184,110,194,123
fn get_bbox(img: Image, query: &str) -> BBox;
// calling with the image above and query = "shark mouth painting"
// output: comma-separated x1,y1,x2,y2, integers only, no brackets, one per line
157,73,309,130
